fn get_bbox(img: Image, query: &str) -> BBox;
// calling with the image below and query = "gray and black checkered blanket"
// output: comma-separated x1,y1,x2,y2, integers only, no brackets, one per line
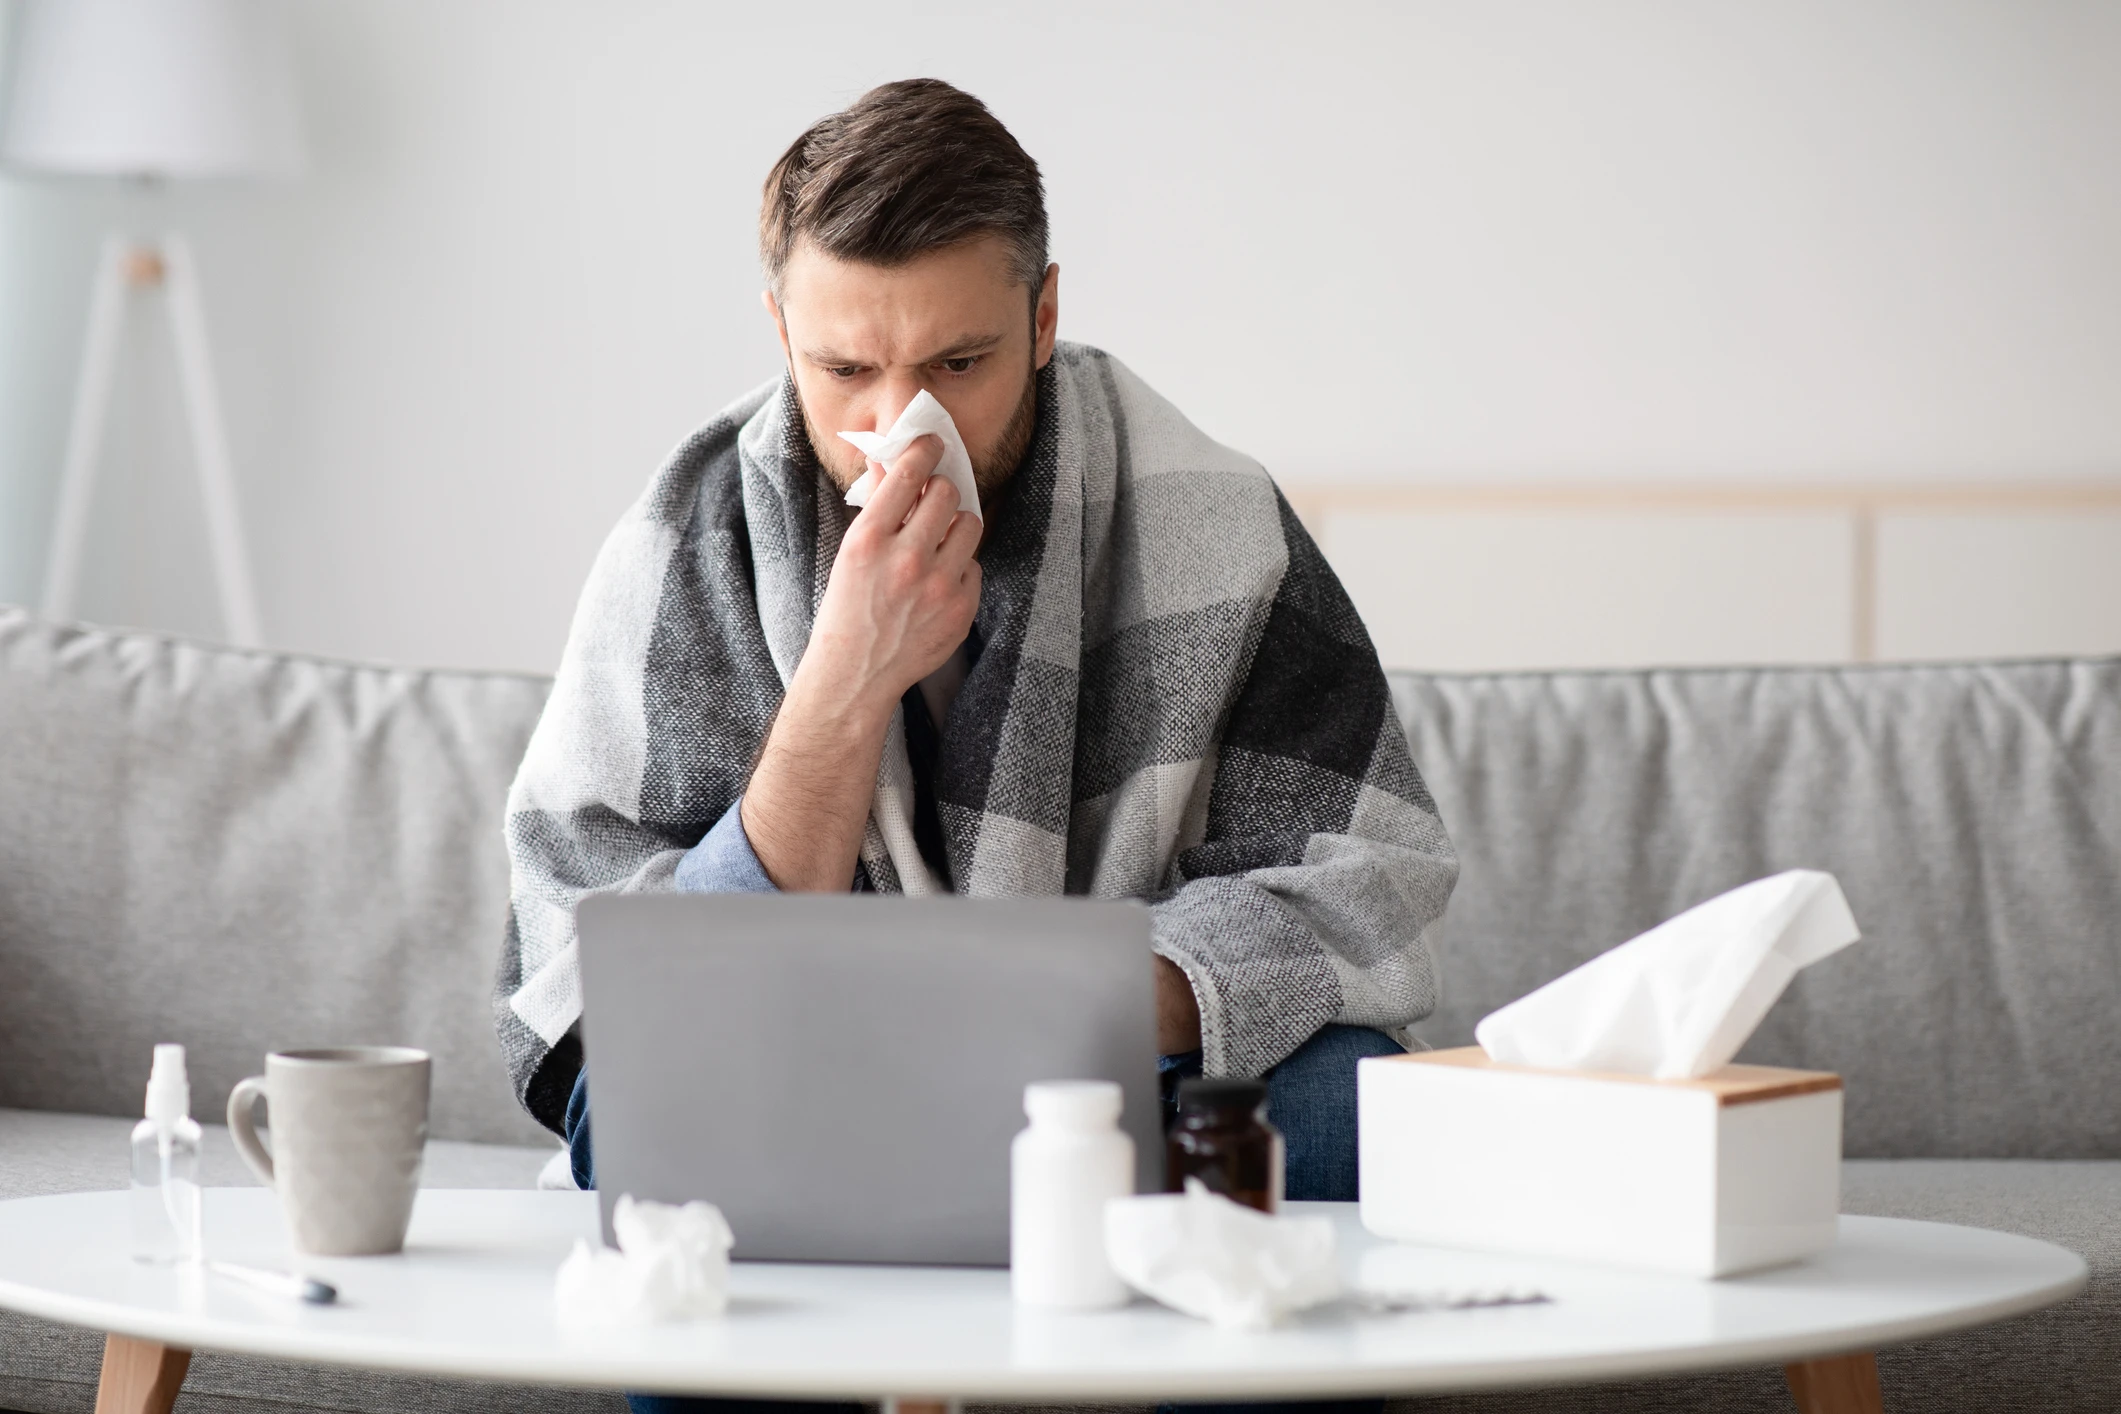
496,342,1457,1132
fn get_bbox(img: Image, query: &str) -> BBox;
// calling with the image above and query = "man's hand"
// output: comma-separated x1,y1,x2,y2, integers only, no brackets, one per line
805,434,983,715
740,435,982,891
1155,955,1202,1054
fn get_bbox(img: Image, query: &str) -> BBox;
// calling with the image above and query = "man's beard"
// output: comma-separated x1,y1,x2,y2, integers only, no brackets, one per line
802,360,1038,515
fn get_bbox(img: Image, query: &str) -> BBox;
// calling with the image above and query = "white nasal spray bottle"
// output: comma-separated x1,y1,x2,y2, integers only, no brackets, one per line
131,1044,203,1263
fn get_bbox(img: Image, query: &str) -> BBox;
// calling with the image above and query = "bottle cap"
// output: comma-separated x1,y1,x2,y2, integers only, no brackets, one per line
144,1044,190,1127
1174,1076,1268,1115
1023,1079,1123,1127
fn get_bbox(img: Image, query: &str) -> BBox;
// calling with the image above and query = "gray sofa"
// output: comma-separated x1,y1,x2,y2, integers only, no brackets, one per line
0,604,2113,1413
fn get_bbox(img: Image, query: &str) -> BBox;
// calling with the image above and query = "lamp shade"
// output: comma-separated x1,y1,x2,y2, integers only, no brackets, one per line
1,0,304,179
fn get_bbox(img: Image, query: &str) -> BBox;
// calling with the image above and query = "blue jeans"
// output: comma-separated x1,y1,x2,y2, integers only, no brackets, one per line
567,1023,1403,1414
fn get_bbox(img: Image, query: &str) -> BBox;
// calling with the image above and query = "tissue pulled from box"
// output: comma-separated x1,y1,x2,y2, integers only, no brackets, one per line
1475,869,1860,1080
553,1195,734,1327
1104,1179,1339,1329
839,389,983,522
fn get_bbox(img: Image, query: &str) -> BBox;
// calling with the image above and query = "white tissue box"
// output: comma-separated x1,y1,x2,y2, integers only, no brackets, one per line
1359,1047,1842,1277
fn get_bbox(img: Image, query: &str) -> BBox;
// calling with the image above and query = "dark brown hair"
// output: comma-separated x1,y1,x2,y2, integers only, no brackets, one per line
760,79,1048,300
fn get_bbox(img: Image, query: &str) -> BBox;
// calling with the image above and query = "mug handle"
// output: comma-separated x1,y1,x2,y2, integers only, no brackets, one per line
226,1075,275,1186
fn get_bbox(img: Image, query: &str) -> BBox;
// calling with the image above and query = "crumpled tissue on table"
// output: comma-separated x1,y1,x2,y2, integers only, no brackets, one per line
1104,1179,1340,1329
554,1195,734,1327
1475,869,1861,1080
839,389,983,522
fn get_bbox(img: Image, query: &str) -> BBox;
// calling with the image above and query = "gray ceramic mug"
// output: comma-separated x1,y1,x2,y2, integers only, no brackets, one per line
227,1047,431,1256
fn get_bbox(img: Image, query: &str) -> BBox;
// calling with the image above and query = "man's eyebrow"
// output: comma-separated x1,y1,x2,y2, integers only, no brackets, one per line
800,334,1007,367
922,333,1006,361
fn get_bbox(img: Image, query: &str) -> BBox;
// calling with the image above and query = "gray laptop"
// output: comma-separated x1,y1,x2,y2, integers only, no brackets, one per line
573,892,1163,1266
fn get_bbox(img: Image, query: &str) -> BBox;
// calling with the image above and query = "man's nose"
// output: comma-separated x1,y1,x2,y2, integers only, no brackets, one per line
871,373,926,431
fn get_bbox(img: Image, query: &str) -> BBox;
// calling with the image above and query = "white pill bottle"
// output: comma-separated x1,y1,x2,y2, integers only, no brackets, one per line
1010,1079,1135,1308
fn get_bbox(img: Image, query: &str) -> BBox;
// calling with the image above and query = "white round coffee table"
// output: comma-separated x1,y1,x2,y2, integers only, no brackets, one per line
0,1188,2084,1414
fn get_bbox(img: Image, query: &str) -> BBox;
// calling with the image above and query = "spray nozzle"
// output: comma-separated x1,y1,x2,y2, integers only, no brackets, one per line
145,1044,190,1127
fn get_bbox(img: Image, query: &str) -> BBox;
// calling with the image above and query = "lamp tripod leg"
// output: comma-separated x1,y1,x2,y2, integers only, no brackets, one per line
41,236,130,624
162,233,265,647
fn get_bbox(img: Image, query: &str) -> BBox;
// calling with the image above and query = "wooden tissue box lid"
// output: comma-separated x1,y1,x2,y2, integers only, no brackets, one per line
1384,1046,1842,1107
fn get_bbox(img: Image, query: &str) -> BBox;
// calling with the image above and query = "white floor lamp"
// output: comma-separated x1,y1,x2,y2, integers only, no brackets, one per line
1,0,303,647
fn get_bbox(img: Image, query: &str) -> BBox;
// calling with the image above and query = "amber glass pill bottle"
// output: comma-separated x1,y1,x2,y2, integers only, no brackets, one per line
1165,1077,1285,1212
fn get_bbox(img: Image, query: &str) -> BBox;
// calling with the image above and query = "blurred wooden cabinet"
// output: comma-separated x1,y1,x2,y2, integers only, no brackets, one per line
1289,485,2121,671
1874,511,2121,662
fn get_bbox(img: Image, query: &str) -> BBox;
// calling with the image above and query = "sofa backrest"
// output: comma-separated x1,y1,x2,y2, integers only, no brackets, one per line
6,608,2115,1159
0,609,555,1146
1390,657,2121,1160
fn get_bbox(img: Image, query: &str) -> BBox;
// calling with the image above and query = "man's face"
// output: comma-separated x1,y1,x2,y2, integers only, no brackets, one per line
766,234,1060,508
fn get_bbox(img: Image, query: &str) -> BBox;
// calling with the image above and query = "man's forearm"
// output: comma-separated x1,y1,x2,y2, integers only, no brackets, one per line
740,665,894,892
736,428,978,891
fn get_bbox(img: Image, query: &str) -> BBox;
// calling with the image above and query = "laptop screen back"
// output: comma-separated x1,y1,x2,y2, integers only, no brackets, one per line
575,892,1162,1265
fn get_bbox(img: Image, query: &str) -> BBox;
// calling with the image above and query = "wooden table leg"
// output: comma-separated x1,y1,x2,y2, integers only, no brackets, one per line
882,1399,960,1414
1785,1350,1883,1414
94,1334,190,1414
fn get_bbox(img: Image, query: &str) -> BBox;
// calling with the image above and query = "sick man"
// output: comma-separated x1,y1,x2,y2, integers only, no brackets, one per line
495,79,1457,1395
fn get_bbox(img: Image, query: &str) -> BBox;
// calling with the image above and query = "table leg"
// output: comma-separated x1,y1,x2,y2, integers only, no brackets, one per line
94,1334,190,1414
1785,1350,1883,1414
882,1400,960,1414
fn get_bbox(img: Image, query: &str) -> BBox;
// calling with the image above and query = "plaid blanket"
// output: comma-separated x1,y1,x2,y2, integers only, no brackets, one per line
495,343,1457,1133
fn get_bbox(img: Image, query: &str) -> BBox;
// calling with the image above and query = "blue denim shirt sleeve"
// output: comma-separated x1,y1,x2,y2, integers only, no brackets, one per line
673,796,779,893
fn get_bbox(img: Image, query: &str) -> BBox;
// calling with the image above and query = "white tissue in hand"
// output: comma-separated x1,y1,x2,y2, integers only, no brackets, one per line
839,389,983,522
1103,1179,1339,1329
553,1195,734,1327
1475,869,1860,1080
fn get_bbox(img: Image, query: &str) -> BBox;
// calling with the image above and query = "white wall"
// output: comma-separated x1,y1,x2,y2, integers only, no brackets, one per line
2,0,2118,673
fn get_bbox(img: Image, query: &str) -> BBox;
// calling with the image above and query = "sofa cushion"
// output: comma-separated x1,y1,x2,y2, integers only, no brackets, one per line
0,609,554,1147
1391,658,2121,1160
0,1108,557,1198
0,1109,617,1414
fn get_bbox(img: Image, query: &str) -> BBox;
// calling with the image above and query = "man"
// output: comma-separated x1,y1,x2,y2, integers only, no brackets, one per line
497,75,1454,1261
